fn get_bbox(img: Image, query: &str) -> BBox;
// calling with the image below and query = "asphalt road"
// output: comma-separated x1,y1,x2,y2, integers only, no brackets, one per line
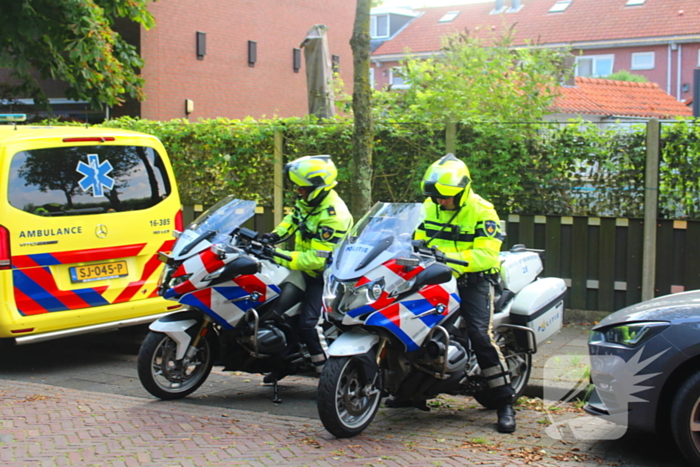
0,326,692,467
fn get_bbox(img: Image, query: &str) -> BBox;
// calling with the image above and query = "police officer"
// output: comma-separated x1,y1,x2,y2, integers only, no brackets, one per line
414,153,516,434
261,155,353,382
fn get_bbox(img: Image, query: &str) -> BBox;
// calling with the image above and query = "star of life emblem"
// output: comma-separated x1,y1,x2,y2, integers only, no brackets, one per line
77,154,115,197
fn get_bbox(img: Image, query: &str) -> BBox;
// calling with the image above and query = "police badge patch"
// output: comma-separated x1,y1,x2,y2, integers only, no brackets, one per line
484,220,498,237
320,226,335,241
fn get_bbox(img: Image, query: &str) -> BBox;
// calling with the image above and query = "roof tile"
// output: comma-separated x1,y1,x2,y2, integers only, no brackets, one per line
553,77,692,118
373,0,700,56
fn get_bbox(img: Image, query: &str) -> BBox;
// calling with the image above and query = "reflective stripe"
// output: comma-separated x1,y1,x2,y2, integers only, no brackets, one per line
311,353,327,363
420,227,475,243
486,374,512,388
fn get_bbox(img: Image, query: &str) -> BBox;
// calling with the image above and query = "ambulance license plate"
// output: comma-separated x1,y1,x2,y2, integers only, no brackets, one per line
70,261,128,283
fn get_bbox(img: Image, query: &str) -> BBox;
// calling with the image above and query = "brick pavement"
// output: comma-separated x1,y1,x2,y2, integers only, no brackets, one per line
0,323,690,467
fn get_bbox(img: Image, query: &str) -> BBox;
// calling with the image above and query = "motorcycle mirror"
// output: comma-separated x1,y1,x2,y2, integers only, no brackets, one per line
396,257,419,267
211,243,227,259
157,251,174,266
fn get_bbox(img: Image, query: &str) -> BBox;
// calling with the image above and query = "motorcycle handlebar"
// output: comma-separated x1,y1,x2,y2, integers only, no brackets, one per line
444,257,469,267
272,250,293,262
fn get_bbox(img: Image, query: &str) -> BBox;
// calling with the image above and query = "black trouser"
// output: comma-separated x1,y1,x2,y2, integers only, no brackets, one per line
296,273,327,367
458,274,515,406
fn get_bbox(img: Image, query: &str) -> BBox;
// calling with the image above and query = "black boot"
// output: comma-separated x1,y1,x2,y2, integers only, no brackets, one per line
497,404,516,433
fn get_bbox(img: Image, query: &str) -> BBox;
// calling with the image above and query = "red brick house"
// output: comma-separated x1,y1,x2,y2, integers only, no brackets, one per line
370,0,700,103
1,0,355,122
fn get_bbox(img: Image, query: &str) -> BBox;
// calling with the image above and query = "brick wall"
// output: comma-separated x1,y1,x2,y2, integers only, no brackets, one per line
139,0,356,120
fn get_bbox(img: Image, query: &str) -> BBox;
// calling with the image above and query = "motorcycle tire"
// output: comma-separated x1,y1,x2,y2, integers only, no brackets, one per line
317,356,383,438
474,338,532,410
137,330,214,400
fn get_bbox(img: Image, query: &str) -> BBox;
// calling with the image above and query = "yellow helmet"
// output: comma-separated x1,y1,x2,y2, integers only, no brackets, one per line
284,155,338,204
421,153,471,204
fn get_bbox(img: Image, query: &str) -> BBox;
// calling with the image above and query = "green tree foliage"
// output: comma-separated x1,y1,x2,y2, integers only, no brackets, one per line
0,0,155,109
374,27,572,124
602,70,649,82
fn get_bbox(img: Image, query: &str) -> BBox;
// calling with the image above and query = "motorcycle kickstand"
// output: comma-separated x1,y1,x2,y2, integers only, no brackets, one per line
272,380,282,404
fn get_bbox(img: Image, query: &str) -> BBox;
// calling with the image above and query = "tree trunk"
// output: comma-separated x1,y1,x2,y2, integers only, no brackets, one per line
349,0,373,221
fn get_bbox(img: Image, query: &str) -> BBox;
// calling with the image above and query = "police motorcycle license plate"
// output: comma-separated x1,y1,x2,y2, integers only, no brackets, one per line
70,261,128,283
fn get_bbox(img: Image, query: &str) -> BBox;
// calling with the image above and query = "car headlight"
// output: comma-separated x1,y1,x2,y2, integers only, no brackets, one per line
589,321,669,347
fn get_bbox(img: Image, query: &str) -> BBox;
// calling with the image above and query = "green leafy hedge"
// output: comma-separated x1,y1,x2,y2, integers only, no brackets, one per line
99,116,700,220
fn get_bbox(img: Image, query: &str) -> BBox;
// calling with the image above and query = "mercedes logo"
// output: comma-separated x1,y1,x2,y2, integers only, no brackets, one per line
95,224,108,239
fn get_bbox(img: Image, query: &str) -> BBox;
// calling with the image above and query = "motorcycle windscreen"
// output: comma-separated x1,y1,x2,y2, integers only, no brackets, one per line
332,202,425,281
172,196,256,256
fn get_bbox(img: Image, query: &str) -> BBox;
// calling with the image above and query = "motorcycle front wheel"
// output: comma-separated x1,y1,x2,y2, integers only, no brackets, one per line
317,356,383,438
137,330,213,400
474,330,532,409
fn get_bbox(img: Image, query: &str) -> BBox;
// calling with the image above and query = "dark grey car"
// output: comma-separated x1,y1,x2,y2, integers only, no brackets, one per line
585,290,700,465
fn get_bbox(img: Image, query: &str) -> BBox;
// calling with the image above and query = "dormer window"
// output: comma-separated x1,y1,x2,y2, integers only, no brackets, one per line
626,0,645,5
549,0,572,12
371,14,389,39
438,11,460,23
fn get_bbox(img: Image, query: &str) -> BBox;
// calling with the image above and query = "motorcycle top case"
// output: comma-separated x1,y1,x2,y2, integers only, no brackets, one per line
499,250,543,294
509,277,567,345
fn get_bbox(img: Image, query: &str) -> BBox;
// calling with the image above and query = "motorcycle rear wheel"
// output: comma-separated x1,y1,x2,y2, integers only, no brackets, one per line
137,330,213,400
317,356,383,438
473,331,532,409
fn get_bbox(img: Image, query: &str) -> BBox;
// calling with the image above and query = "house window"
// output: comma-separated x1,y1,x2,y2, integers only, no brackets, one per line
549,1,571,13
626,0,645,5
390,67,408,88
369,67,375,89
370,15,389,39
697,49,700,66
576,55,614,77
438,11,460,22
631,52,654,70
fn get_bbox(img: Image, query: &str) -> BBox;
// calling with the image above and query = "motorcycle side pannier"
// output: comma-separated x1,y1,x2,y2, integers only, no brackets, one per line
509,277,567,346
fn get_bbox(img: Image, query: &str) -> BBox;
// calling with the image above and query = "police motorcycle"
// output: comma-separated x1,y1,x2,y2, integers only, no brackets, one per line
137,195,335,402
316,202,567,438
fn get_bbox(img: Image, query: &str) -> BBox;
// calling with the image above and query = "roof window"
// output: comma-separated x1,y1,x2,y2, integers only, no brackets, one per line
438,11,460,22
549,0,572,13
626,0,645,5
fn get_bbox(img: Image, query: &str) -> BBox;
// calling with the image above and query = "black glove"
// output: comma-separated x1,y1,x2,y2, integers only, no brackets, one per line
260,232,280,244
431,247,446,263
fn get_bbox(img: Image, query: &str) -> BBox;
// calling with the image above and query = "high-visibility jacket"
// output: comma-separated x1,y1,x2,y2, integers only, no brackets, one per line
415,190,503,276
273,190,353,277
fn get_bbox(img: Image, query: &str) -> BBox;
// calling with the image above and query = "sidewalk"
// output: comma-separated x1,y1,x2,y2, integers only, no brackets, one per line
526,323,592,400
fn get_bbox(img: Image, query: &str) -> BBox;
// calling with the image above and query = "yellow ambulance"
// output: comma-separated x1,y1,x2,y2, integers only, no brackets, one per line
0,117,182,344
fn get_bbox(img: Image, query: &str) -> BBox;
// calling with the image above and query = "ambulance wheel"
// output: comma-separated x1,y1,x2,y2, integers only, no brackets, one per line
137,331,213,400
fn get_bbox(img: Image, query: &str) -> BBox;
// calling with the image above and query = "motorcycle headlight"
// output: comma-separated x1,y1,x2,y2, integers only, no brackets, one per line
589,321,669,347
340,278,385,313
169,273,192,289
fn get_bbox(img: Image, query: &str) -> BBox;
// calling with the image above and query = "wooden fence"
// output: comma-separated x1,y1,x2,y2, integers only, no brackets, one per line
504,214,700,312
182,205,699,313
